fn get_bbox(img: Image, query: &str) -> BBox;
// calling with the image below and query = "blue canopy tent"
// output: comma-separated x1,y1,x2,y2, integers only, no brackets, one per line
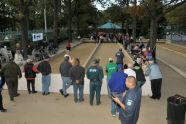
98,21,122,29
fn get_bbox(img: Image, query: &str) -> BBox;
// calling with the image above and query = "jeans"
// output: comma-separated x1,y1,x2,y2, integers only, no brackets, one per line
107,79,111,98
111,92,123,115
27,80,36,93
137,81,146,88
61,76,71,95
73,84,84,102
89,81,102,105
42,74,51,93
0,90,4,109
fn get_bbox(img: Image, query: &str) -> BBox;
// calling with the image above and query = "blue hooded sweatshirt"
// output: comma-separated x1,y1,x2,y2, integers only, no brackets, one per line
109,64,128,93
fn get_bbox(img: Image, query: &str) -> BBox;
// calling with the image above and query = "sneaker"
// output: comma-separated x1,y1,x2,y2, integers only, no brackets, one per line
32,91,38,94
79,99,84,103
45,92,50,95
74,99,78,103
14,93,20,97
149,96,156,100
0,108,7,112
116,112,119,117
64,94,69,98
112,114,116,117
59,89,64,95
42,92,45,95
96,102,101,105
10,98,14,101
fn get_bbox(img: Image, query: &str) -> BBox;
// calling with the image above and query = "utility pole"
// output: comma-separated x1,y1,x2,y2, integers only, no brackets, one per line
132,0,137,43
44,0,47,41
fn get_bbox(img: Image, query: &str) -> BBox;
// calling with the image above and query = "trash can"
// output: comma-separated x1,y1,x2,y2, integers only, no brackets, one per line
167,94,186,124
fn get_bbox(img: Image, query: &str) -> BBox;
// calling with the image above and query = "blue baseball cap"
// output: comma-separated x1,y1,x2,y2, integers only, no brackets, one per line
117,64,123,69
148,56,154,61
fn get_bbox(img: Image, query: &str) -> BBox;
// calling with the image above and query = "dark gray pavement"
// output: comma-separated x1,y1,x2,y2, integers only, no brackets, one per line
157,46,186,73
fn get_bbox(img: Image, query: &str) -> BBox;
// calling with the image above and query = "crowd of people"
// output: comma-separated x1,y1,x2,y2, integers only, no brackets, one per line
0,41,163,124
0,41,57,66
90,32,133,44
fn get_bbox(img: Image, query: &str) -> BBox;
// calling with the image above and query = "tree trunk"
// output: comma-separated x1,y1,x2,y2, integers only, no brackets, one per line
132,15,137,43
149,18,158,59
68,0,72,42
53,0,59,46
20,0,28,58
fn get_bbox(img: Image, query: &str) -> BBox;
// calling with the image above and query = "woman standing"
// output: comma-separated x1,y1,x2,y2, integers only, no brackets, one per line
145,58,162,100
69,58,85,103
24,59,38,94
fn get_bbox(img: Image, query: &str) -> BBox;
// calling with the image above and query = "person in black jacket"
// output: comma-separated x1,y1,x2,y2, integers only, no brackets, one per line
133,62,146,88
59,55,72,97
2,58,22,101
69,58,85,103
0,63,7,112
37,59,52,95
24,59,38,94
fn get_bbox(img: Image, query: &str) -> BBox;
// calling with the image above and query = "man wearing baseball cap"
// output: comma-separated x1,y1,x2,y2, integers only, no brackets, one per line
109,64,128,117
115,48,124,65
86,59,103,106
105,57,117,98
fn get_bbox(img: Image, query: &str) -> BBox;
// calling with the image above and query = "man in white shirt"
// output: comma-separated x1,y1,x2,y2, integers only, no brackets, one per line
124,63,136,78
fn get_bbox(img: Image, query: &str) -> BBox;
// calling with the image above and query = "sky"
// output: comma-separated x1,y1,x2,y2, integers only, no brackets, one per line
95,0,116,10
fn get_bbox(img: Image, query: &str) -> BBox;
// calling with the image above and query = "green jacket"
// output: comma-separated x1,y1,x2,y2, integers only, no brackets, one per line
2,62,22,79
86,65,102,82
105,62,117,80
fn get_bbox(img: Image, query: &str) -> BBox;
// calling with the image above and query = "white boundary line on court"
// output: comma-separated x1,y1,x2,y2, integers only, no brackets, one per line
83,43,100,67
117,43,133,63
157,44,186,58
157,57,186,79
166,41,186,49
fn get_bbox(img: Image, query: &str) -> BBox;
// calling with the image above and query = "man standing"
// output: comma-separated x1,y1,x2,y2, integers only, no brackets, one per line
133,62,146,88
14,50,24,67
105,58,117,98
109,64,128,117
2,58,22,101
37,59,52,95
124,63,136,78
95,59,104,89
0,63,6,112
69,58,85,103
112,76,142,124
59,55,72,97
87,59,103,106
115,48,124,65
145,58,162,100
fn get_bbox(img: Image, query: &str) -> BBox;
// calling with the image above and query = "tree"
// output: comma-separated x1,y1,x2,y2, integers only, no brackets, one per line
166,3,186,33
141,0,186,59
0,0,17,31
53,0,59,45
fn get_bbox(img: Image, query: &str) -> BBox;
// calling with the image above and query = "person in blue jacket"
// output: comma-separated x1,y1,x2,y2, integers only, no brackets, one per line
145,57,162,99
0,63,7,112
109,64,128,117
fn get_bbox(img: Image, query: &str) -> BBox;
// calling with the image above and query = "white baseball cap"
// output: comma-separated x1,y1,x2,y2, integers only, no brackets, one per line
109,57,113,61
